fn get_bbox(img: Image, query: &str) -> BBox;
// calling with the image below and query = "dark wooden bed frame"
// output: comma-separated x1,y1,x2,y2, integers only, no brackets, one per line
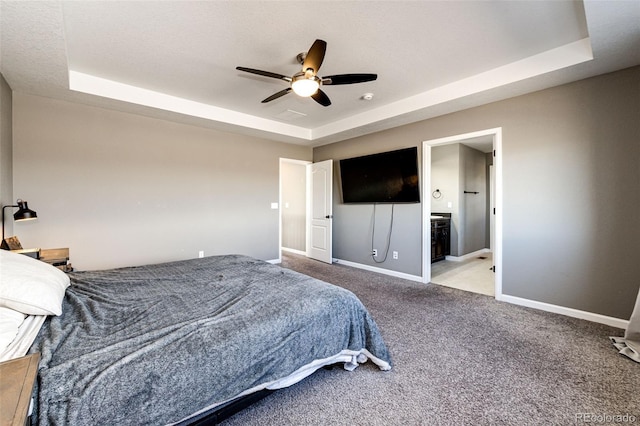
180,389,274,425
181,365,337,425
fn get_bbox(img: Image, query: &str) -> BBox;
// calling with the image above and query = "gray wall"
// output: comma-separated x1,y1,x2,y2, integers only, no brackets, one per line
332,149,422,276
315,66,640,320
12,93,312,270
431,144,460,255
460,144,487,255
0,74,13,236
281,161,306,252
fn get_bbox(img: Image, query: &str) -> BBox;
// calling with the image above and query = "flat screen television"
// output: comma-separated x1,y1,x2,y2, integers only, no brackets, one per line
339,147,420,203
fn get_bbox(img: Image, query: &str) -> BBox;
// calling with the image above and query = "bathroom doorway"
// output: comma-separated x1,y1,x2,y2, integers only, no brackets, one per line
422,128,503,298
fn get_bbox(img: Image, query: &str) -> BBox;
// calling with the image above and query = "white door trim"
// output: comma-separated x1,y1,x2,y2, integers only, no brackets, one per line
489,164,495,252
422,127,503,300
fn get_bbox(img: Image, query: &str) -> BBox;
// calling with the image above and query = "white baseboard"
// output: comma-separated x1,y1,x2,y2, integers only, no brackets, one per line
333,258,423,283
266,258,280,264
498,294,629,330
446,248,491,262
289,253,628,330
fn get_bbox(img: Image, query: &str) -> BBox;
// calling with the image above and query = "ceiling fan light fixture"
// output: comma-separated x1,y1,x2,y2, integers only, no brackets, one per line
291,74,320,97
237,39,375,106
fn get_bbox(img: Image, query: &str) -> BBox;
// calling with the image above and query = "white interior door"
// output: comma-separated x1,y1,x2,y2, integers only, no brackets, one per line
309,160,333,263
490,164,495,252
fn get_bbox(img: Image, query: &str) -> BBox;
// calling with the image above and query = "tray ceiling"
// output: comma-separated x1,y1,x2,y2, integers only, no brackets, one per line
1,1,639,146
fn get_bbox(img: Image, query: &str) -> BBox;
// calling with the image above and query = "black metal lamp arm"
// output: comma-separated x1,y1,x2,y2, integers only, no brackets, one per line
2,204,19,240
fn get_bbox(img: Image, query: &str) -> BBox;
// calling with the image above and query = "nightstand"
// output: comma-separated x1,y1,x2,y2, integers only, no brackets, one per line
39,248,73,272
0,353,40,426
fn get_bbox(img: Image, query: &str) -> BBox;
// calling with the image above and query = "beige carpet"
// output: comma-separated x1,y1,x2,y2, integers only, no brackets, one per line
221,253,638,425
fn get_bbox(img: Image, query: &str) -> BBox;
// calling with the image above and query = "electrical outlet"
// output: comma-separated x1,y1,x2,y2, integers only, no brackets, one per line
198,251,205,258
372,249,378,256
393,251,398,259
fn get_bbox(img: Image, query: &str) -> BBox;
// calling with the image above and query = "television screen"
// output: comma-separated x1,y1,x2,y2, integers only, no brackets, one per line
339,147,420,203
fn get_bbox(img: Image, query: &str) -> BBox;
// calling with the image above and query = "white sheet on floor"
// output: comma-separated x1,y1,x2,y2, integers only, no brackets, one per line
611,287,640,363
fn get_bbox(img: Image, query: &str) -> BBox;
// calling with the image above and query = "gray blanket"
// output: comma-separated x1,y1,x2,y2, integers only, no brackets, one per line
29,255,391,425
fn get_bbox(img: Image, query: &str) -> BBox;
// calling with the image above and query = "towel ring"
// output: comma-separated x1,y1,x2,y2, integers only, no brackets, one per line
432,189,442,199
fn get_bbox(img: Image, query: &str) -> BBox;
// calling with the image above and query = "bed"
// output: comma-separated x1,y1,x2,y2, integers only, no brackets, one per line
0,250,391,425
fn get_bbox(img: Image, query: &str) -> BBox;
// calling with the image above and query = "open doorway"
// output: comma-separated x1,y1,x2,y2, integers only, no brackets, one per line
279,158,333,264
279,159,310,262
422,128,503,299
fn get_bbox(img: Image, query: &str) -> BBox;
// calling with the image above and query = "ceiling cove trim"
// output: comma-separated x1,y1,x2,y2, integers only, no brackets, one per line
69,38,591,143
68,70,313,141
311,38,593,140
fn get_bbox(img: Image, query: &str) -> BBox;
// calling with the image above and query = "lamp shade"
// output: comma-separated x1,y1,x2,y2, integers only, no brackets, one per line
1,198,38,246
291,72,320,97
14,200,37,221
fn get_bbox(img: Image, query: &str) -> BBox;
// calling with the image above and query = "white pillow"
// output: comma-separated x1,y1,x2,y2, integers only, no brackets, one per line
0,307,26,352
0,249,70,316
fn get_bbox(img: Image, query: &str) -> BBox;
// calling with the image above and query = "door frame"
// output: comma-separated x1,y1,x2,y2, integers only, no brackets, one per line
489,164,495,252
279,158,311,264
421,127,503,299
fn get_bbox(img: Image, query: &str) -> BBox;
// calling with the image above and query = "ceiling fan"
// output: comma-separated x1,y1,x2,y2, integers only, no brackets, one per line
236,39,377,107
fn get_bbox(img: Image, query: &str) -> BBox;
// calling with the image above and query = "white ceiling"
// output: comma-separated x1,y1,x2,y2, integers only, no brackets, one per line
1,1,639,147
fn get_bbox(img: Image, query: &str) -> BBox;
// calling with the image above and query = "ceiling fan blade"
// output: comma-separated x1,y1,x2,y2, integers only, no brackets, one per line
236,67,291,82
322,73,378,85
262,88,292,103
311,89,331,107
302,39,327,74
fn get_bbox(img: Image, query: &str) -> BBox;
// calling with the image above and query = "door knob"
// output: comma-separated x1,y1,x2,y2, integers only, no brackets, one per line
325,215,333,219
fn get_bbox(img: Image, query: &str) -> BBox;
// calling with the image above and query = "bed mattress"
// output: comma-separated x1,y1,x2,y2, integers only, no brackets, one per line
29,254,391,425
